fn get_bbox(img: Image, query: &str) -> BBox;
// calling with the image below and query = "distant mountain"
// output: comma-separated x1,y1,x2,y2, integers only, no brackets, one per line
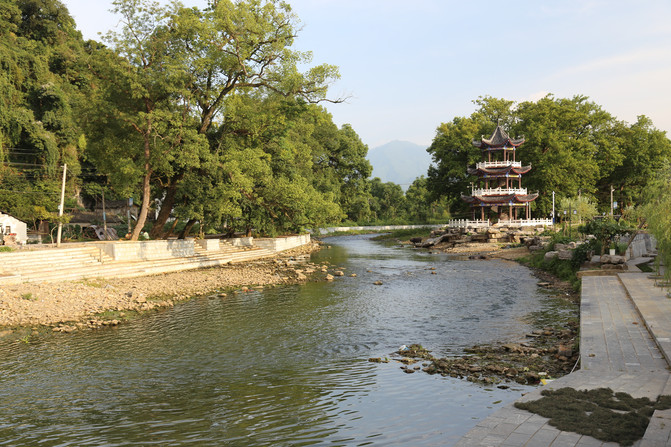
367,140,432,189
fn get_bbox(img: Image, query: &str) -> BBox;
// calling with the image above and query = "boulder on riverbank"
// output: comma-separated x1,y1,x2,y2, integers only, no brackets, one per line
411,226,550,255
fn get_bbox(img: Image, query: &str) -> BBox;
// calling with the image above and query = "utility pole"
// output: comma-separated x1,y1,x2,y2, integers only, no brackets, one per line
102,189,108,240
610,185,614,217
552,191,555,225
56,164,67,247
127,197,133,236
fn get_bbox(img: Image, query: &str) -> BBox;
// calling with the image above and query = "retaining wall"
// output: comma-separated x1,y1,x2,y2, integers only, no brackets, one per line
97,240,195,261
225,237,254,247
254,234,311,252
196,239,220,251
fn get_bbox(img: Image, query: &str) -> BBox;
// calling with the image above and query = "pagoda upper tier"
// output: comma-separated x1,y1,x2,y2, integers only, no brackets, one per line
467,161,532,177
472,125,525,150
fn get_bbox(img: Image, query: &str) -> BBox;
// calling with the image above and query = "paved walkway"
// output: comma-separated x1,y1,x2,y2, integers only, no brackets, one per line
456,261,671,446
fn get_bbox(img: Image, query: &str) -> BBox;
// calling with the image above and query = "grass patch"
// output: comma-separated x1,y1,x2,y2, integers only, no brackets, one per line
20,293,37,301
78,278,109,288
94,309,136,321
515,387,671,446
636,261,655,273
0,246,12,252
521,252,582,291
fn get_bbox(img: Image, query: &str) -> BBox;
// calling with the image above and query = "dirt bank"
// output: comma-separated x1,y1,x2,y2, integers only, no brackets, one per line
0,243,323,332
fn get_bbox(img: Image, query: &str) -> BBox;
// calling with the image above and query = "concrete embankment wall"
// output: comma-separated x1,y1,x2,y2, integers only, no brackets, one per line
254,234,311,252
96,234,309,261
97,240,196,261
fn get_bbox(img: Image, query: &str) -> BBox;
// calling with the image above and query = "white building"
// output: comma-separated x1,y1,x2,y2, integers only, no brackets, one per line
0,211,28,245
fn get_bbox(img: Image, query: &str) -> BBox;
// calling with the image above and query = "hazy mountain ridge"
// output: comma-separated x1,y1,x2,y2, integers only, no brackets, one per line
367,140,432,189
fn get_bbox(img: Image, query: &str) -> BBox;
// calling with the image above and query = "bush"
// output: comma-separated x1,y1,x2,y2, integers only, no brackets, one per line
571,239,599,270
579,219,634,255
526,248,582,291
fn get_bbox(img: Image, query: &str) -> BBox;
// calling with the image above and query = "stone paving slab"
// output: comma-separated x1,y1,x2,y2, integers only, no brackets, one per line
455,273,670,446
619,273,671,366
581,276,667,373
640,375,671,447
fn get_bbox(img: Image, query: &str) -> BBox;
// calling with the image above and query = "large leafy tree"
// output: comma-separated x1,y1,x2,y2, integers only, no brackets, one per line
426,97,516,216
0,0,87,226
85,0,340,240
369,177,407,223
601,116,671,210
427,95,670,219
199,93,369,235
514,95,618,215
149,0,341,238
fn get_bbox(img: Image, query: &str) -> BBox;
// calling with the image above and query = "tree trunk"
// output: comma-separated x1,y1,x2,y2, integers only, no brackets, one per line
165,218,179,238
131,130,153,241
150,182,178,239
178,218,198,239
131,167,152,241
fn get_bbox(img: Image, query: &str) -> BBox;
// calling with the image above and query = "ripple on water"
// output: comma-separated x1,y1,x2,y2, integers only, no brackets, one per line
0,234,545,446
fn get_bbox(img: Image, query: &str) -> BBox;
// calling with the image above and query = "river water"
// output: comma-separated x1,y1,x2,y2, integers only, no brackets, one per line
0,235,558,446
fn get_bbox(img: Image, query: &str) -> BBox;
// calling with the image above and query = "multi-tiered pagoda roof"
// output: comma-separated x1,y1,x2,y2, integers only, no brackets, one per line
461,124,538,221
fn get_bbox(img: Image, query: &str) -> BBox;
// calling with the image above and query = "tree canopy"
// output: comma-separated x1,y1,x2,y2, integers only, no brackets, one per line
2,2,670,239
427,95,671,220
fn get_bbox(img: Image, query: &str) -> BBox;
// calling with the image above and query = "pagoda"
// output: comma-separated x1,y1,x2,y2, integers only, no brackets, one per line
461,124,538,222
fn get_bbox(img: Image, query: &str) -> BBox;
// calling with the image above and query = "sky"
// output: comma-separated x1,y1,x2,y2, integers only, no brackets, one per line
62,0,671,149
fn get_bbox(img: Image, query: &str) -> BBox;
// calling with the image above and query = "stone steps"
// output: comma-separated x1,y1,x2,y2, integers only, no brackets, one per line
4,245,276,284
0,246,107,276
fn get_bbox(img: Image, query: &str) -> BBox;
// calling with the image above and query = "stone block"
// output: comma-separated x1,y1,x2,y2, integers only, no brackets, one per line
544,251,559,261
558,249,573,260
610,255,626,264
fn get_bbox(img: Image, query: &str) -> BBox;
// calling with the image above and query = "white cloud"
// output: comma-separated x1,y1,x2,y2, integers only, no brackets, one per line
549,47,671,80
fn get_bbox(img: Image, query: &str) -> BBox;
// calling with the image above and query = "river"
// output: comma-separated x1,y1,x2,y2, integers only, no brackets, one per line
0,234,562,446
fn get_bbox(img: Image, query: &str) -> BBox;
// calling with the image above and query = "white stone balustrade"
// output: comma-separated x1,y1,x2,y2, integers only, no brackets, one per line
472,187,527,196
476,160,522,169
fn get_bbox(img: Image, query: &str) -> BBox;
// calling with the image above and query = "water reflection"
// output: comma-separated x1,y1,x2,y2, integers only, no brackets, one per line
0,234,549,446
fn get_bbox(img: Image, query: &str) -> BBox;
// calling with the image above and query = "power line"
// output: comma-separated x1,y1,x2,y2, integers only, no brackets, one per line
1,162,50,167
0,189,60,195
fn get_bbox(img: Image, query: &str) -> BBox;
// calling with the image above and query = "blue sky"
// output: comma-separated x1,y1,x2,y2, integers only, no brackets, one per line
64,0,671,148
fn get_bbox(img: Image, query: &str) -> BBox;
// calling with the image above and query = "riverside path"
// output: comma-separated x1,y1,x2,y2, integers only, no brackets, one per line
456,261,671,446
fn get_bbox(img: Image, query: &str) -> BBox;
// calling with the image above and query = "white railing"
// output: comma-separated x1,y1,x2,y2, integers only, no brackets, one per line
447,218,554,229
472,187,527,196
476,161,522,169
498,219,554,227
447,219,491,228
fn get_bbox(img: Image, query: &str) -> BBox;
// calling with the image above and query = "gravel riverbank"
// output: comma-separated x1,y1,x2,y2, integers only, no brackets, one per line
0,243,322,331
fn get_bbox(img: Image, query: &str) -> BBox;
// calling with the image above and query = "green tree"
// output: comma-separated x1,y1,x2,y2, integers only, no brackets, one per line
404,176,450,223
426,95,670,220
640,164,671,279
426,116,482,214
369,177,407,223
0,0,87,225
84,0,208,240
558,196,598,226
145,0,341,237
514,95,618,216
601,116,671,210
